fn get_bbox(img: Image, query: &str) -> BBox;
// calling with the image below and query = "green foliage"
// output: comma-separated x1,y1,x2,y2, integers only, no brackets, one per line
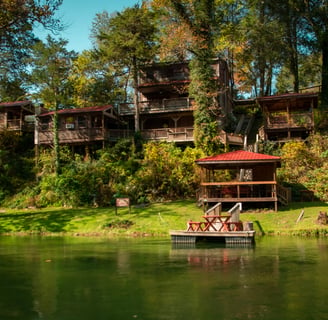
11,140,204,208
278,134,328,201
0,0,63,100
190,57,224,155
0,131,35,204
69,50,126,107
135,142,204,201
27,35,77,109
92,5,159,65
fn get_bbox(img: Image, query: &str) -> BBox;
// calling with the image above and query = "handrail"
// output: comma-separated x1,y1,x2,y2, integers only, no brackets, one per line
228,203,242,222
201,181,277,186
277,184,291,205
204,202,222,216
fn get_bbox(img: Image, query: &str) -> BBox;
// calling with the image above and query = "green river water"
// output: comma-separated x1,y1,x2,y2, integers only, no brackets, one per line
0,236,327,320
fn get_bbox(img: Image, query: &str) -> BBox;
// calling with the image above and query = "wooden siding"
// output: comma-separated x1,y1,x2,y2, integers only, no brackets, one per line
218,131,244,146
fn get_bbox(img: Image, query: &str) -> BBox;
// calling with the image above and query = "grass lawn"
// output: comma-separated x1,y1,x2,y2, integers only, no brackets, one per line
0,200,327,237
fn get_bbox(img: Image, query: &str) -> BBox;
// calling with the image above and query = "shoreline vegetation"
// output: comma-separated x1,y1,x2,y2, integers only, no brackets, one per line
0,200,328,238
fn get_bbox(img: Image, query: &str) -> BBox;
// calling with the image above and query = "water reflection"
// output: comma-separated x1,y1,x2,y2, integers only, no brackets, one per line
0,236,328,320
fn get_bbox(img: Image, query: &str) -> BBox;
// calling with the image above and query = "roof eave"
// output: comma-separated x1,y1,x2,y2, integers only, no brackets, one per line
196,159,281,166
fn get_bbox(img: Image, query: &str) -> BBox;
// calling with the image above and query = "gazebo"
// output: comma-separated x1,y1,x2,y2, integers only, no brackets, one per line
195,150,285,211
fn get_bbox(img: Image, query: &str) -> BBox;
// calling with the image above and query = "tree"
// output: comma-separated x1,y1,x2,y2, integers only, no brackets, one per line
166,0,225,154
91,5,159,131
0,0,63,100
150,0,193,61
27,35,77,175
298,0,328,107
276,53,321,93
236,0,285,97
69,50,126,107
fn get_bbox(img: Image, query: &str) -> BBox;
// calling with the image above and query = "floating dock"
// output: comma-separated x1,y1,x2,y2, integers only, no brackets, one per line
170,230,255,245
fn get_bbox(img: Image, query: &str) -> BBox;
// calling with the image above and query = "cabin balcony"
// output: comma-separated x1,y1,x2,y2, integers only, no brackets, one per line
139,71,190,86
118,97,194,115
141,127,194,143
37,127,134,145
265,112,314,130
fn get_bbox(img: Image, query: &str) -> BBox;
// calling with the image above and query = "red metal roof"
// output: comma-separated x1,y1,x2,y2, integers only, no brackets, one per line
256,92,318,102
196,150,280,162
0,100,32,108
39,105,113,117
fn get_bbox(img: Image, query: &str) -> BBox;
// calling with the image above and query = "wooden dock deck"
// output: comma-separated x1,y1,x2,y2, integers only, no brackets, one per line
170,230,255,245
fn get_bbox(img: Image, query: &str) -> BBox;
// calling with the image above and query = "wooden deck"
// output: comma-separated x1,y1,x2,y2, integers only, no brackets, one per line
141,127,194,142
170,230,255,245
118,97,194,115
37,128,134,145
265,112,314,129
170,202,255,245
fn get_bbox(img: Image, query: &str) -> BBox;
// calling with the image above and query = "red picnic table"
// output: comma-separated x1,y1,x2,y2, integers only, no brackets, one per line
187,215,243,232
202,215,231,231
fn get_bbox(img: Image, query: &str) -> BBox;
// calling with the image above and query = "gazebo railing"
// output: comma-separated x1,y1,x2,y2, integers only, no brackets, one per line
200,181,277,201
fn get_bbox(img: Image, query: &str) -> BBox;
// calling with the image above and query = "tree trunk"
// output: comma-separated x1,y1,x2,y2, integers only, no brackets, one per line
132,56,140,132
288,20,299,93
321,35,328,108
53,100,60,176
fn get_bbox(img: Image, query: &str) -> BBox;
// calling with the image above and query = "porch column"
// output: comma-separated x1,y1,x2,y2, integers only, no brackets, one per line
172,117,180,129
4,111,7,128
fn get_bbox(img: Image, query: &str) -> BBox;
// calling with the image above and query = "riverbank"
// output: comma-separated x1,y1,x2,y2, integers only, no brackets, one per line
0,200,327,237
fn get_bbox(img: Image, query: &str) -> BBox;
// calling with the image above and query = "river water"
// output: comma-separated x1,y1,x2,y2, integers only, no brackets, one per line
0,236,327,320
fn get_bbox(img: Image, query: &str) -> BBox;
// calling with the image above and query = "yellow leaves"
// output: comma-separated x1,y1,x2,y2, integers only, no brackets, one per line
280,141,308,161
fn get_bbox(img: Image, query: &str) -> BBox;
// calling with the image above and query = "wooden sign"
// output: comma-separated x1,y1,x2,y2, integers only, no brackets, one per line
115,198,131,214
116,198,130,207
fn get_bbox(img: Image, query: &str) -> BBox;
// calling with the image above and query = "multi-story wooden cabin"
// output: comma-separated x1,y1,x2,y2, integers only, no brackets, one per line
0,100,35,133
36,105,131,147
257,92,318,141
119,59,242,145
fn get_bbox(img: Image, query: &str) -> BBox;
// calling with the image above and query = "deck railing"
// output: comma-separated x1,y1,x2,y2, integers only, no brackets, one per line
266,112,313,129
37,128,134,144
37,126,194,144
141,127,194,142
118,97,194,115
139,72,190,85
200,181,278,202
277,184,292,205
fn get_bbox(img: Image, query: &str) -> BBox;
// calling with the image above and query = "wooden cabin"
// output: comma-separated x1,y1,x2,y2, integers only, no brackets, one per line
0,100,35,133
36,105,132,147
257,92,318,141
119,59,240,145
196,150,289,211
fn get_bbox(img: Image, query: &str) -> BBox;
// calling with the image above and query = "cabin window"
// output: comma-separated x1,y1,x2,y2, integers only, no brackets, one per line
40,117,51,130
77,116,87,128
7,111,20,128
65,116,75,129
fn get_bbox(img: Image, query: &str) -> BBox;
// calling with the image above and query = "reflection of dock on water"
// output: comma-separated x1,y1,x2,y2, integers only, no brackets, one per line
170,203,255,245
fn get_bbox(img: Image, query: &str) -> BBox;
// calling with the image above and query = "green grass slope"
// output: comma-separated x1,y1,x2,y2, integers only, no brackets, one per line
0,200,327,237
